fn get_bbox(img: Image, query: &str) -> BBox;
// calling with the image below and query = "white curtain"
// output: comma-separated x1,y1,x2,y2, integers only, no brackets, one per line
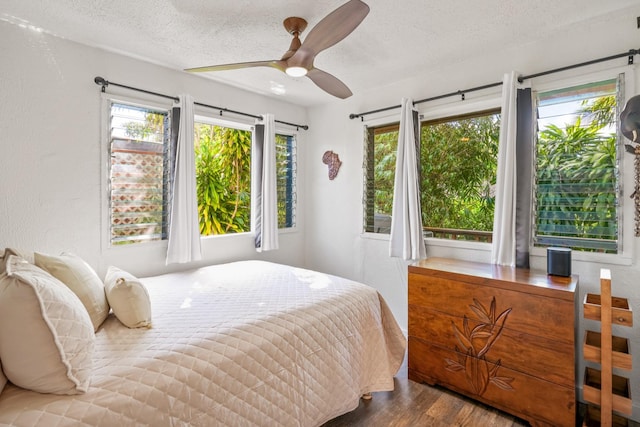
491,71,519,266
166,94,202,264
251,113,279,252
389,98,427,261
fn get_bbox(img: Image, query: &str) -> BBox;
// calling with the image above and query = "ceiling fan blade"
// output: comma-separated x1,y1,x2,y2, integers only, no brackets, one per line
306,68,353,99
185,60,286,73
291,0,369,68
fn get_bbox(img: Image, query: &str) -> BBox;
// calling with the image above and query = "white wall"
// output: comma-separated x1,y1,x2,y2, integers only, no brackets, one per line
304,5,640,420
0,20,308,278
2,4,640,420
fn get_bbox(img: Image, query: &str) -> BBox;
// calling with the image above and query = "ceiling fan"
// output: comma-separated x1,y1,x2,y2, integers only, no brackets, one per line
184,0,370,99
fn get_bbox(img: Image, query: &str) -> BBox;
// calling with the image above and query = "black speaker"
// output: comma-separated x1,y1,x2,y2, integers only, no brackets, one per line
547,247,571,277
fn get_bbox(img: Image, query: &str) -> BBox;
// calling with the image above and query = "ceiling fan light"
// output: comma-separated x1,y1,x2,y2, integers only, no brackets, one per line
285,66,308,77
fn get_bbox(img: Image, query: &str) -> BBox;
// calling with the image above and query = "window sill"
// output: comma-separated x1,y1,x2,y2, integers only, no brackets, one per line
278,226,298,235
529,246,632,266
359,236,630,266
360,233,632,265
360,232,493,252
426,237,492,252
104,239,167,253
199,227,298,242
360,232,391,241
105,227,298,251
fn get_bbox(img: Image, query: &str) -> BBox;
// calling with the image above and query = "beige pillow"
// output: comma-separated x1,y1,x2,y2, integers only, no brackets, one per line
35,252,109,331
5,248,33,263
104,266,152,329
0,253,4,394
0,359,6,396
0,248,31,275
0,252,7,395
0,256,94,395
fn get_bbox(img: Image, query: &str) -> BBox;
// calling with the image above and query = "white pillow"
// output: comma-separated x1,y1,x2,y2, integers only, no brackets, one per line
104,266,152,329
35,252,110,331
0,256,94,395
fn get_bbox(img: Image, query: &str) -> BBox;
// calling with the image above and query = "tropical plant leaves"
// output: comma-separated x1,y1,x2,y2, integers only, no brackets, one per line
470,298,492,323
491,376,515,391
536,96,618,248
445,358,464,372
452,319,474,353
449,297,515,396
195,124,252,235
478,307,512,358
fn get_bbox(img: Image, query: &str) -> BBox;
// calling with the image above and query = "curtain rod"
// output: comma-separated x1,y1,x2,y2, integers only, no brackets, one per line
93,76,309,131
349,48,639,121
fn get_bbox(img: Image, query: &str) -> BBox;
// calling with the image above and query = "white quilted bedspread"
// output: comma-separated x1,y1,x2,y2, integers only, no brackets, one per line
0,261,406,427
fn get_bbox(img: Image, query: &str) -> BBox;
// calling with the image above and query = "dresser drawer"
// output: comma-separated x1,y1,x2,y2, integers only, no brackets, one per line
409,337,576,427
408,304,575,387
409,272,575,342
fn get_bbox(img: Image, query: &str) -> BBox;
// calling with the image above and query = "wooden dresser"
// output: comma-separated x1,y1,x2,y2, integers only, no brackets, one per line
408,257,578,427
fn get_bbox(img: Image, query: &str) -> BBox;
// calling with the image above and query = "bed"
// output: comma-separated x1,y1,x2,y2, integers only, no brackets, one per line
0,259,406,426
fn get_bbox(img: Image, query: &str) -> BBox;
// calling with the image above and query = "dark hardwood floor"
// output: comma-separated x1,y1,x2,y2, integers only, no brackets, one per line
323,359,640,427
322,359,529,427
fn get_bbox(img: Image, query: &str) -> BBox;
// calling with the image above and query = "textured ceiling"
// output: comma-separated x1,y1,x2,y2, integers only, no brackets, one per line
2,0,638,106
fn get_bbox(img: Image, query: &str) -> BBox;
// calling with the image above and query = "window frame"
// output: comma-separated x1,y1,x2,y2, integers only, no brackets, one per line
361,95,502,254
273,129,298,232
193,114,254,238
528,66,635,265
101,93,175,251
193,114,299,235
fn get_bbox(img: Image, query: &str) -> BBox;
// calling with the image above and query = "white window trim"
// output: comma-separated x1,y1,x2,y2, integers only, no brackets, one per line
528,64,636,266
416,95,502,122
193,114,254,241
194,113,254,132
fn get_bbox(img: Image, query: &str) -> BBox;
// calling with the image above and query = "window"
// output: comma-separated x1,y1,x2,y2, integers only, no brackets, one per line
194,120,252,235
534,77,622,253
364,123,399,234
364,109,500,242
276,133,297,228
364,73,625,255
107,103,297,247
193,119,297,235
108,102,171,245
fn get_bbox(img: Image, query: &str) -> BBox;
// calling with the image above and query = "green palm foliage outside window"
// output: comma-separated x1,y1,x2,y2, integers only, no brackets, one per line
535,78,620,253
365,77,622,254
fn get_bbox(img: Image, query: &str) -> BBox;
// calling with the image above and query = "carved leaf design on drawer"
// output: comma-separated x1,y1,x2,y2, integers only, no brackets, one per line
445,297,514,396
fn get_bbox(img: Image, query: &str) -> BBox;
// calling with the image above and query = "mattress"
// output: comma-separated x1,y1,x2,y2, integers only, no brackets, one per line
0,260,406,426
